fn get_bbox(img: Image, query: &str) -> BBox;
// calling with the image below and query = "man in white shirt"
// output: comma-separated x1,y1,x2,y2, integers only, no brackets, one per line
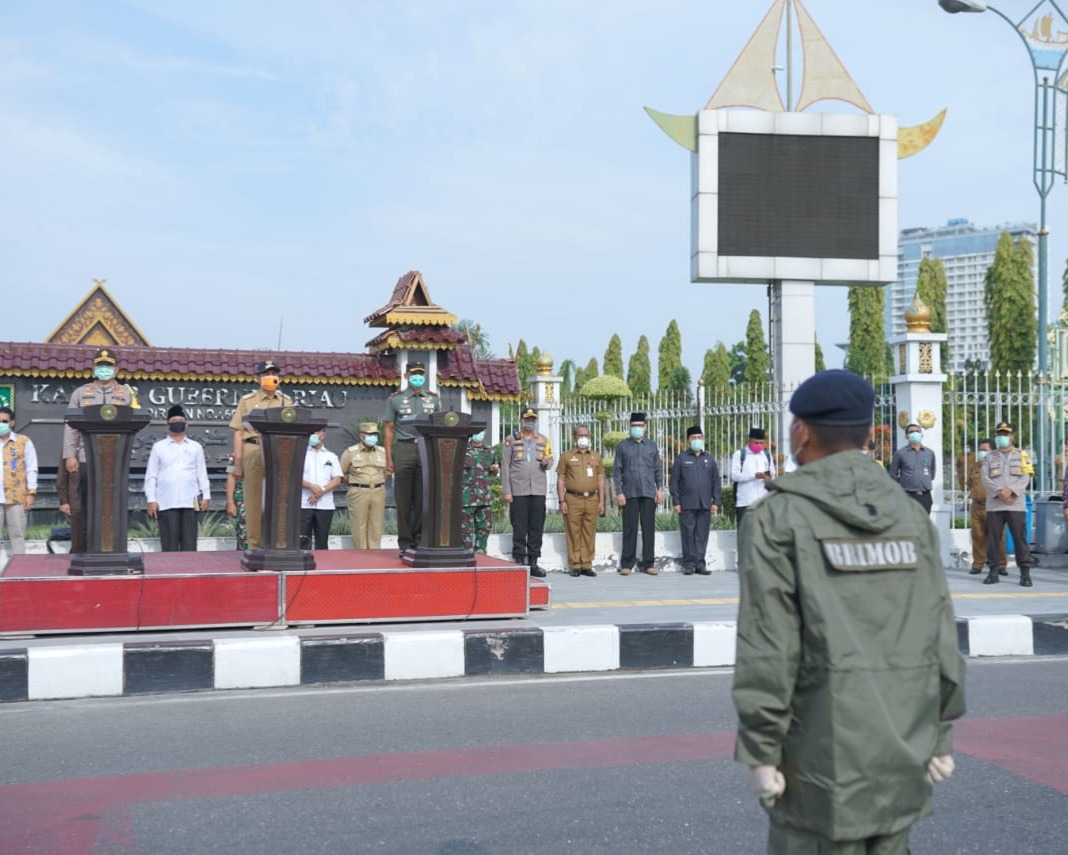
0,406,38,556
144,405,211,552
302,427,342,550
730,426,777,531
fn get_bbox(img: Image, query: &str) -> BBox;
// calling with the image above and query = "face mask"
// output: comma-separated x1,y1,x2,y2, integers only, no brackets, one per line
260,374,280,392
690,439,704,452
908,432,922,444
630,426,645,440
408,374,426,389
977,450,988,461
576,436,590,449
471,431,485,443
522,420,537,432
995,435,1010,449
363,434,378,448
309,435,321,447
748,442,763,453
0,423,10,437
168,421,186,434
94,365,116,382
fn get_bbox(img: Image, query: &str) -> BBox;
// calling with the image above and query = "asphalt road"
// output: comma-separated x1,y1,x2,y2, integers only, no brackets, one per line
1,658,1066,854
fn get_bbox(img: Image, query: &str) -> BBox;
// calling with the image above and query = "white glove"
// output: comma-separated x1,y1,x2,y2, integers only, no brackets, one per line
926,755,955,784
749,764,786,807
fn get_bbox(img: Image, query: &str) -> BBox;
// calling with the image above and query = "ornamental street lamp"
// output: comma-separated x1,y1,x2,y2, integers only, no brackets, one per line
940,0,1068,491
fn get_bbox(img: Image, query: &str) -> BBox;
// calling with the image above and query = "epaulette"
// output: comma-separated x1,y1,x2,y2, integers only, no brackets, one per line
387,390,401,400
240,391,257,400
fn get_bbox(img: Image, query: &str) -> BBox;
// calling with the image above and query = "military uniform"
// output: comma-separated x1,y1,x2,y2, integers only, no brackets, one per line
228,385,293,551
980,423,1032,586
384,381,440,552
556,444,603,575
501,408,553,573
340,429,388,549
461,441,497,554
733,371,965,855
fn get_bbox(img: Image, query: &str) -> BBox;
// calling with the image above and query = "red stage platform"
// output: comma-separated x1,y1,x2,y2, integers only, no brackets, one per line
0,551,551,635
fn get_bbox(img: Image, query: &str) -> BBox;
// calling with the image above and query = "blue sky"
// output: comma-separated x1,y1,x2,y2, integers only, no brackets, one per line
1,0,1063,376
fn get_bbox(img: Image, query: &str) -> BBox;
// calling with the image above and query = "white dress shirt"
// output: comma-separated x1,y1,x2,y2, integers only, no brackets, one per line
302,446,341,509
730,446,777,509
144,436,211,511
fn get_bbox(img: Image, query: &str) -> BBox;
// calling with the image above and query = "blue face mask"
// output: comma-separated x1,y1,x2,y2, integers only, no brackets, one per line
94,365,116,382
907,431,922,444
630,426,645,440
690,439,704,452
0,423,10,437
995,435,1010,449
309,435,321,447
471,432,485,443
364,434,378,448
408,374,426,389
977,450,988,461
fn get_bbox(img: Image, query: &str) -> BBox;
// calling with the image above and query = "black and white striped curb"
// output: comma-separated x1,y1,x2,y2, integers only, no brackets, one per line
1,615,1066,703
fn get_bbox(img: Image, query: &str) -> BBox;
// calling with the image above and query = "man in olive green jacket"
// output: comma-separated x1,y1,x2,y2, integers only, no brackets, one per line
733,370,966,854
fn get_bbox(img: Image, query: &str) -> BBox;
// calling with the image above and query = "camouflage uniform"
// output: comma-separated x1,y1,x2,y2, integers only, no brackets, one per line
461,442,497,553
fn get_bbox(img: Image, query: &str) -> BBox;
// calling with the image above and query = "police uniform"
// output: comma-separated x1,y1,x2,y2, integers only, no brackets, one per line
556,440,604,576
228,359,293,551
733,370,965,854
62,348,139,465
501,407,553,575
384,361,440,553
340,422,388,549
669,427,721,575
980,422,1032,586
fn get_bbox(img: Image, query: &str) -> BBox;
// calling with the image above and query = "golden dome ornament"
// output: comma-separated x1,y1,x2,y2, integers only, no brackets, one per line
904,294,932,333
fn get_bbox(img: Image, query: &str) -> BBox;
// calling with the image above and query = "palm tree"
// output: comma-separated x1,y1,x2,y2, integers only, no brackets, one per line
455,319,493,360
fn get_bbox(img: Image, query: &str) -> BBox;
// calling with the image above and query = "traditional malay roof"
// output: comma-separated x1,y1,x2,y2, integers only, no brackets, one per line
364,325,469,353
363,270,459,328
46,281,152,347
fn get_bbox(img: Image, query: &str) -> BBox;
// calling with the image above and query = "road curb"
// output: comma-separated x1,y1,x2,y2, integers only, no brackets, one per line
1,615,1066,703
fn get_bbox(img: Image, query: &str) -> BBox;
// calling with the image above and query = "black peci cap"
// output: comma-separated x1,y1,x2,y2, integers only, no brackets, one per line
166,405,186,420
686,425,702,438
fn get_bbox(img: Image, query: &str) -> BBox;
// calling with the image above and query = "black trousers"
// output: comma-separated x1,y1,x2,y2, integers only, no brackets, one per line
907,490,933,513
392,441,422,552
158,508,198,552
986,510,1030,571
621,496,656,569
301,508,334,550
510,494,546,564
679,508,711,571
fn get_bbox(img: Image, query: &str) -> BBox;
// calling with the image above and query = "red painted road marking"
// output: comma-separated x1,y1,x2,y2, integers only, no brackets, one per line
1,716,1065,854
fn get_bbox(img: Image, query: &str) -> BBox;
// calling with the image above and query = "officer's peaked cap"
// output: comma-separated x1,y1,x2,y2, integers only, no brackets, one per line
521,407,537,420
359,421,378,433
256,359,280,374
995,421,1014,434
790,370,875,426
92,348,117,365
407,361,426,374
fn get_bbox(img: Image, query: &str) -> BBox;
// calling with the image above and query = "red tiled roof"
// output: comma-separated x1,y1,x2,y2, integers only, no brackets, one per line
365,326,469,351
475,359,523,398
364,271,419,324
0,342,399,385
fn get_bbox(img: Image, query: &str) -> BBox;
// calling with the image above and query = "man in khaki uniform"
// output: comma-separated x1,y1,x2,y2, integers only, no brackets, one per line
340,421,388,549
229,359,293,551
63,348,139,474
556,424,604,577
958,438,1006,576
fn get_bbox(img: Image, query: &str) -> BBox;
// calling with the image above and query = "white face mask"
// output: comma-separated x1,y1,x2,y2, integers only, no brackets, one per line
576,436,590,449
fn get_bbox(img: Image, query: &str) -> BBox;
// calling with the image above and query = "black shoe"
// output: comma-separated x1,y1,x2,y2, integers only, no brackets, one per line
530,565,546,578
998,568,1008,576
569,569,580,577
682,567,695,576
982,569,1000,584
581,568,597,577
1020,570,1033,587
695,568,712,576
968,568,983,575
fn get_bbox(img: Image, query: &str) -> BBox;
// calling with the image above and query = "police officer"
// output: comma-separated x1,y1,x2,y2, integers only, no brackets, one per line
384,361,440,554
502,406,553,577
63,348,139,476
733,370,965,854
959,438,1006,576
229,359,294,552
556,424,604,577
888,422,936,513
981,421,1033,587
340,421,388,549
669,426,720,576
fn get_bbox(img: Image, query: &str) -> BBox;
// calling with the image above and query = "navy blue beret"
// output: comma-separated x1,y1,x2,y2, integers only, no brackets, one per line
790,370,875,426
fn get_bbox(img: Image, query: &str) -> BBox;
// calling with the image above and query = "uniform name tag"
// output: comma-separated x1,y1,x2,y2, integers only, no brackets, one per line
821,538,918,572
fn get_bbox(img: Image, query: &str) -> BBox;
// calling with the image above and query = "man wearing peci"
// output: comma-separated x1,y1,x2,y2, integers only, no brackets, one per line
669,426,720,576
614,412,664,575
144,405,211,552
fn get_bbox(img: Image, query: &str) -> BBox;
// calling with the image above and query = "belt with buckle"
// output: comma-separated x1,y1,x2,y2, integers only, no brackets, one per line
243,438,259,445
350,482,385,489
567,489,597,497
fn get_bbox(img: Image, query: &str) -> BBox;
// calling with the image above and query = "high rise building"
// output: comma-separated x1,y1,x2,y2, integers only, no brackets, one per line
887,219,1037,372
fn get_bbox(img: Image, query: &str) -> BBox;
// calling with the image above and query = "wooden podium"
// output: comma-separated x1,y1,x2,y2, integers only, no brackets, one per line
241,406,326,573
64,404,151,576
402,412,486,568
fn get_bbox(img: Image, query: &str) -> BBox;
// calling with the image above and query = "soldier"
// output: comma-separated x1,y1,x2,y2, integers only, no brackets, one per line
981,421,1033,587
733,370,965,854
228,359,293,551
669,426,721,576
461,427,498,554
340,421,388,549
62,348,139,476
384,361,440,555
502,406,553,577
958,438,1006,576
556,424,604,577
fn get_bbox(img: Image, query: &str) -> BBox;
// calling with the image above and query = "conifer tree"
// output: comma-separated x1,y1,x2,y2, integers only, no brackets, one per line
814,338,826,373
844,285,888,382
985,232,1037,374
627,335,653,397
702,344,732,392
603,334,624,379
916,256,949,364
743,310,770,385
657,320,683,392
